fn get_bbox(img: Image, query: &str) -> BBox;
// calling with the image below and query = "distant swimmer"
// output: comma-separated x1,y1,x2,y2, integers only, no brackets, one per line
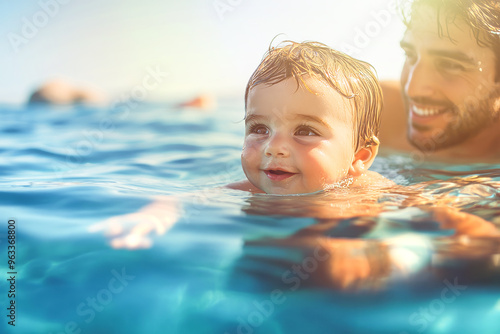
27,79,107,106
177,93,216,111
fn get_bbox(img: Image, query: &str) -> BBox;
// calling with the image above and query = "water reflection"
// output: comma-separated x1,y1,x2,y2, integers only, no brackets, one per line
232,173,500,292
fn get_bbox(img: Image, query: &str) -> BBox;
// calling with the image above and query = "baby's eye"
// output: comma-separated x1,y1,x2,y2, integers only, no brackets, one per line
295,126,318,136
249,124,269,135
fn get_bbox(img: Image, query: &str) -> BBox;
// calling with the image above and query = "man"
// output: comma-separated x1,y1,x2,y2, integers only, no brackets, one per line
379,0,500,161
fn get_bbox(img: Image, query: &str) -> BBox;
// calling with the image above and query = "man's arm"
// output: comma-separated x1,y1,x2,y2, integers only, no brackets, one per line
430,206,500,237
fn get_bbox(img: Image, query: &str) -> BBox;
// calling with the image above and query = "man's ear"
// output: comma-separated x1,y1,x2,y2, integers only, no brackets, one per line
494,96,500,120
348,140,379,177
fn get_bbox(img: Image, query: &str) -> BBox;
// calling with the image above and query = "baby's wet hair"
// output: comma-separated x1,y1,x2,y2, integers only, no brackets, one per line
245,40,382,150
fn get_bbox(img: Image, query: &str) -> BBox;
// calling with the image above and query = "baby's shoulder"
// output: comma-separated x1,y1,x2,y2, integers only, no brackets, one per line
351,171,395,188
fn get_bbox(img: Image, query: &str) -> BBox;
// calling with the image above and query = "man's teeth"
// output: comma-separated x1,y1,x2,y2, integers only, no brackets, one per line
413,106,446,116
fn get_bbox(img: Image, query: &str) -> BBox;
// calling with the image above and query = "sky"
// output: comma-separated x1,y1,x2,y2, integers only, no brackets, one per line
1,0,407,105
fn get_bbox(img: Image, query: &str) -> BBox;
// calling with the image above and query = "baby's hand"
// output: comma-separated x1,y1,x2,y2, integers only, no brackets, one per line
89,196,180,249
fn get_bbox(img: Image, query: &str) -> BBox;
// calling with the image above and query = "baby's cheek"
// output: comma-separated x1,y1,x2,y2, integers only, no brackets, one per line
241,141,260,166
303,149,347,183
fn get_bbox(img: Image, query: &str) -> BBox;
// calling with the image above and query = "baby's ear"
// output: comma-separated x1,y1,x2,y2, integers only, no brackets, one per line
348,137,379,177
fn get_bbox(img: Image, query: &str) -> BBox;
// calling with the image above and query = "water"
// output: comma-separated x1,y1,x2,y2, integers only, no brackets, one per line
1,100,499,334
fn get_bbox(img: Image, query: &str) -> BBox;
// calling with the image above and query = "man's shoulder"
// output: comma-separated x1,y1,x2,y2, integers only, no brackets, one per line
378,80,413,151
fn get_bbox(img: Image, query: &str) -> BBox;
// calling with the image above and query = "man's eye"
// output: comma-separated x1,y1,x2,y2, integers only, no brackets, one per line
436,59,466,73
249,125,269,135
295,126,318,136
403,49,417,64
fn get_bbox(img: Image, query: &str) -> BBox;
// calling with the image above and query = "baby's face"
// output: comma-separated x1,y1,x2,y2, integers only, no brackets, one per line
242,76,357,195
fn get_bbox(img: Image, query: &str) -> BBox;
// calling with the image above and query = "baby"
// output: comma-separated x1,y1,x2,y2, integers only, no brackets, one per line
227,41,390,195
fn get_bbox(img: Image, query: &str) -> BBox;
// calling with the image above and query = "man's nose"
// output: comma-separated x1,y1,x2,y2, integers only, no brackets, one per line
264,133,290,157
403,59,437,99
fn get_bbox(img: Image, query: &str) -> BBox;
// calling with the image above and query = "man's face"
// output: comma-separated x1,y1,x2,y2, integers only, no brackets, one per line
400,5,499,152
241,76,356,195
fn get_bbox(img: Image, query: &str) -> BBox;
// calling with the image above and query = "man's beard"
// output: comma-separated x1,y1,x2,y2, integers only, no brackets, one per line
406,84,500,152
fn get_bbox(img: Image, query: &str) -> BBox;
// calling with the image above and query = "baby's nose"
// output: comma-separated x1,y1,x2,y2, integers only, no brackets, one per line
264,134,290,157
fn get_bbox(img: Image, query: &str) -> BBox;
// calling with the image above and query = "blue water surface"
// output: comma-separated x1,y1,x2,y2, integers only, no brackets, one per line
0,100,499,334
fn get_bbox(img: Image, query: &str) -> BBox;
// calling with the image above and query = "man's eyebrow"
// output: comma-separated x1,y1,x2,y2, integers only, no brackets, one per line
400,41,476,64
400,41,414,50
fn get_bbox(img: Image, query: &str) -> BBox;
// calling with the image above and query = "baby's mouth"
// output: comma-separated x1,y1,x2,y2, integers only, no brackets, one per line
263,169,297,181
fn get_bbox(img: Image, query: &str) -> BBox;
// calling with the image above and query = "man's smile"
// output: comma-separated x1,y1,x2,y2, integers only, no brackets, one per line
411,104,449,117
408,101,455,128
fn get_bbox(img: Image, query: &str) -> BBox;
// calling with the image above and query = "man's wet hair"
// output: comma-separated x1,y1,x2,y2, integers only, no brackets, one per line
403,0,500,81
